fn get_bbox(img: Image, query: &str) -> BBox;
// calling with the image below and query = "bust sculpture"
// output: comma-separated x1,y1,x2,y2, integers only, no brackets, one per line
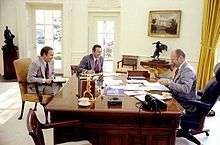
151,41,167,59
4,26,15,47
1,26,19,79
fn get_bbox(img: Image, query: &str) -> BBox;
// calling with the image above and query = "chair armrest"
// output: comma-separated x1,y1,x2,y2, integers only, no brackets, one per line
42,120,81,129
19,81,45,102
186,100,211,109
197,90,203,97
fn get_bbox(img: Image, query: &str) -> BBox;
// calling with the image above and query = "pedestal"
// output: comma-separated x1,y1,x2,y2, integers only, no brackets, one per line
2,45,19,79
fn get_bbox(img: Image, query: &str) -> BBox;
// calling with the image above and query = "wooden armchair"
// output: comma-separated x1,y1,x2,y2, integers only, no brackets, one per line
13,58,52,123
27,109,92,145
116,55,138,73
70,65,79,75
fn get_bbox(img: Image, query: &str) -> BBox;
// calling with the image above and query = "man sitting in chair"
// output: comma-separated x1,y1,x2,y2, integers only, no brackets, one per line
158,49,197,112
27,46,60,95
79,44,103,74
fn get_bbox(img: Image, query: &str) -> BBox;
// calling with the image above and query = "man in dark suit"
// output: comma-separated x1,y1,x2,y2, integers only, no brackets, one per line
27,46,60,95
79,44,104,74
159,49,197,112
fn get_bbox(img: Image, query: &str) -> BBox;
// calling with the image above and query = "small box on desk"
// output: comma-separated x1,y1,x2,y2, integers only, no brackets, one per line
107,97,122,106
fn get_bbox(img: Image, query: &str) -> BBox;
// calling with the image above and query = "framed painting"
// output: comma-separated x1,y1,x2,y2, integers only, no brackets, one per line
148,10,181,38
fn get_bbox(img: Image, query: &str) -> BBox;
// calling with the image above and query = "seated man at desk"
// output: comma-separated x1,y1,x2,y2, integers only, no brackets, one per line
79,44,103,74
27,46,60,95
158,49,197,112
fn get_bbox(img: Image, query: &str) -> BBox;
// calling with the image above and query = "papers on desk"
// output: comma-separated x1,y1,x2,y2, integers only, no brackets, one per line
143,81,170,91
106,87,124,96
126,80,169,91
124,84,148,91
151,93,172,100
126,80,147,84
128,76,146,80
124,90,147,96
53,77,68,83
134,93,172,101
104,77,123,86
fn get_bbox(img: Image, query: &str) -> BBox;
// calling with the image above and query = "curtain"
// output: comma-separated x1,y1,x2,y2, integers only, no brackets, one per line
197,0,220,89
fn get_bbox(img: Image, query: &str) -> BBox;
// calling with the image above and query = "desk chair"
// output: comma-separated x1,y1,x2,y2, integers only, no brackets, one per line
70,65,79,76
27,109,91,145
116,55,138,73
177,67,220,145
13,58,53,123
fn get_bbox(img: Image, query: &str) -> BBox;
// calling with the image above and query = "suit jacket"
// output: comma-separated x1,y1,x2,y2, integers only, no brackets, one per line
79,54,103,73
27,56,55,93
168,61,197,111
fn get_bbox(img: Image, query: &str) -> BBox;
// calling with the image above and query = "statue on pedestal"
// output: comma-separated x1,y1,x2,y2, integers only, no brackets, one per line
1,26,19,79
4,26,15,47
151,41,167,60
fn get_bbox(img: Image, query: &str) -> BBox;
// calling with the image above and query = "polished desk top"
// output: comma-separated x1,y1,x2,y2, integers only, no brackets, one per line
140,59,172,69
46,75,183,117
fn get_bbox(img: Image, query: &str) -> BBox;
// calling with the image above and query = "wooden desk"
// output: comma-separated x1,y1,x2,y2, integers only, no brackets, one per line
46,75,182,145
140,60,171,69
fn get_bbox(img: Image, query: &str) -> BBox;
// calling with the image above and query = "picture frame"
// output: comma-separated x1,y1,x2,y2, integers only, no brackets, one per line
148,10,181,38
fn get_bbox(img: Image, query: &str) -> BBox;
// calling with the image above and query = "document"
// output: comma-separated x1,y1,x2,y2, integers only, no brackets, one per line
134,93,172,101
143,81,170,91
106,87,124,96
53,77,68,83
104,77,123,86
126,80,148,84
124,90,147,96
151,93,172,100
124,84,149,91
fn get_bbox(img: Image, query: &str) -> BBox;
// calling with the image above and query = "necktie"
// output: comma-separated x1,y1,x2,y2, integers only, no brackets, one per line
45,63,49,79
173,68,179,80
94,60,100,73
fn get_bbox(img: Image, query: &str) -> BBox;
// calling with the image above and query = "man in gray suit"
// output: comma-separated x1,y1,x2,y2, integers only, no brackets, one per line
159,49,197,112
27,46,60,95
79,44,103,74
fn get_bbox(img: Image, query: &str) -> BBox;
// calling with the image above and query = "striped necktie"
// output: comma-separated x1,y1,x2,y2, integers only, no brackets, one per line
173,68,179,80
94,60,99,73
45,63,49,79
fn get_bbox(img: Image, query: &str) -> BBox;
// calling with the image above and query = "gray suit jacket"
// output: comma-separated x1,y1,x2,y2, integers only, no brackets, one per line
79,54,103,73
168,61,197,111
27,56,55,94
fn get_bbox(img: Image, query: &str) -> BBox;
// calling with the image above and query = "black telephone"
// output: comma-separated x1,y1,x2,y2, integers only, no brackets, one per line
141,94,167,110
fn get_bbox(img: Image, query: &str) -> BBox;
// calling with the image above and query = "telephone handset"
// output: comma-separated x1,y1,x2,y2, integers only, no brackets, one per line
141,94,167,110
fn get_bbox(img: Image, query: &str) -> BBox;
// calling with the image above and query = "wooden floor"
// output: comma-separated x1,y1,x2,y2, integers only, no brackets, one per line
0,79,219,145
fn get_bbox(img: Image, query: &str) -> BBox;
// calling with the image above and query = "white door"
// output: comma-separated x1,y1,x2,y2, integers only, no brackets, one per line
89,13,120,72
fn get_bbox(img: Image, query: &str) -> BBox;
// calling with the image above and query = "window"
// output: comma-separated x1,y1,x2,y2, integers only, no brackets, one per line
97,20,115,59
35,10,62,70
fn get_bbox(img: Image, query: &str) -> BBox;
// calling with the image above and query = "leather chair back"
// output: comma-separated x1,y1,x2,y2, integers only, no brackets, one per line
13,58,32,96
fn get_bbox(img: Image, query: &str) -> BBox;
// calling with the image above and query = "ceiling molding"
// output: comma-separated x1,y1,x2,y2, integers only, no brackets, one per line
88,0,120,10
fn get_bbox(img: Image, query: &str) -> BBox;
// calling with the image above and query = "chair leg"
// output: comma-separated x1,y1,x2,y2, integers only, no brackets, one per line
191,129,210,136
177,129,201,145
18,101,25,120
184,133,201,145
33,102,37,111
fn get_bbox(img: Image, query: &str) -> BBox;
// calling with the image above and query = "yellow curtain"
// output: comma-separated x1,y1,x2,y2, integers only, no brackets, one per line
197,0,220,89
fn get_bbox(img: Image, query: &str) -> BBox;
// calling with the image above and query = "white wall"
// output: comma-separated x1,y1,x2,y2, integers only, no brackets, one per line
120,0,203,69
0,0,203,76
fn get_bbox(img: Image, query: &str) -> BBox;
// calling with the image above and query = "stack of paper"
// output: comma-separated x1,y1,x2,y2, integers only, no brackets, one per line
124,90,147,96
143,81,170,91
